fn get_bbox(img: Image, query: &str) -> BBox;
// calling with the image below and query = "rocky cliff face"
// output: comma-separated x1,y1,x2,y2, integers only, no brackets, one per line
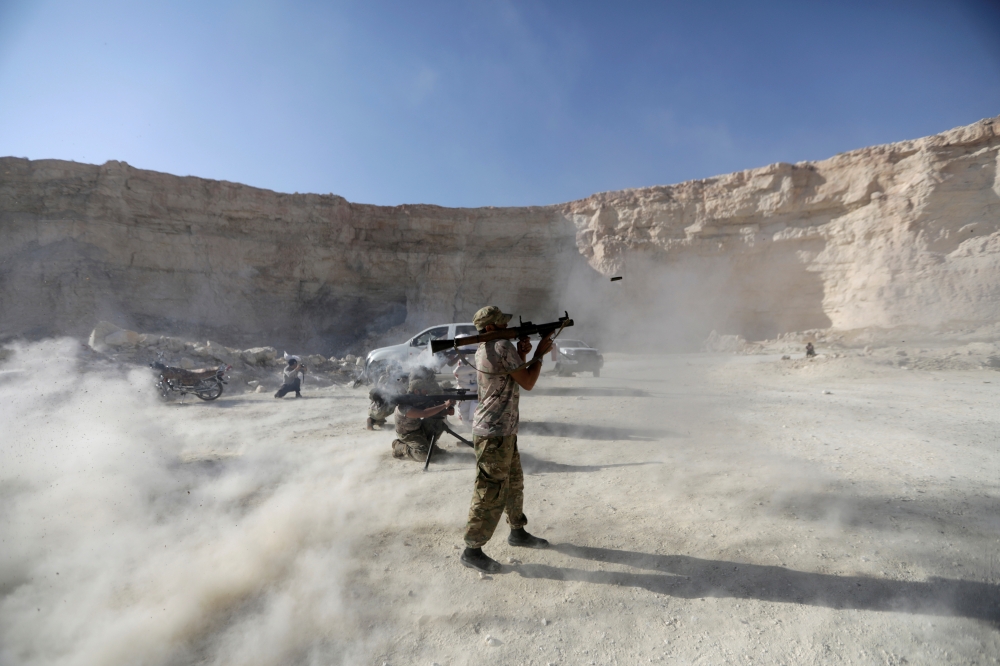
2,116,998,352
565,116,1000,343
0,160,583,351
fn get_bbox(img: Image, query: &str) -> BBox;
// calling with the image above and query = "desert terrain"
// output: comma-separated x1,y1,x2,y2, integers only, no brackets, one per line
2,335,998,666
3,115,1000,665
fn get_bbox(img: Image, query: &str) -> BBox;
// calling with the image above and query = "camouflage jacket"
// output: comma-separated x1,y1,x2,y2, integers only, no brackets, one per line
472,339,521,437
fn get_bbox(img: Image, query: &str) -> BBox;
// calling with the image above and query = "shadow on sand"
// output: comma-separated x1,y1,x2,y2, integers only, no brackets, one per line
519,421,674,441
520,451,661,475
528,387,654,397
512,544,1000,624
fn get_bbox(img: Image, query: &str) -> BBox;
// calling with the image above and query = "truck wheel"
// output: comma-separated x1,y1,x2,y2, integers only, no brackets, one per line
592,369,600,377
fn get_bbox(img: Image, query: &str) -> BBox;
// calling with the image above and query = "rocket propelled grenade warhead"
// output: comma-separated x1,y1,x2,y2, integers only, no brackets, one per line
430,312,574,354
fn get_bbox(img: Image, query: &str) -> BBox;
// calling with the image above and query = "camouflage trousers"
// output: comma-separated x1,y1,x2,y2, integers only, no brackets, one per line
463,434,526,548
392,418,448,462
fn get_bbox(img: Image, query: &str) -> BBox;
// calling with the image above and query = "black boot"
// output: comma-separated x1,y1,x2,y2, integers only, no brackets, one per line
508,527,549,549
460,547,501,573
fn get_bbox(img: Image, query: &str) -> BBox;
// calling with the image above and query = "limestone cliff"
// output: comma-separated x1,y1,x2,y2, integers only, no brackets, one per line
0,161,581,351
1,115,998,352
565,115,1000,342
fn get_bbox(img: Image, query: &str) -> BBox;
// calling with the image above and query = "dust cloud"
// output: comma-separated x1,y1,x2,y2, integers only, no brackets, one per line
0,339,405,665
557,252,739,352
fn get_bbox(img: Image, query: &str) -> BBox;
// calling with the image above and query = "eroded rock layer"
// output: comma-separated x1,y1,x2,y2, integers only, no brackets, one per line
1,115,998,351
565,115,1000,342
0,161,581,350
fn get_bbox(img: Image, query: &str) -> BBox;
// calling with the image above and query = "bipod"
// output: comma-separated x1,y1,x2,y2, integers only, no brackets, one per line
442,423,473,448
423,432,441,472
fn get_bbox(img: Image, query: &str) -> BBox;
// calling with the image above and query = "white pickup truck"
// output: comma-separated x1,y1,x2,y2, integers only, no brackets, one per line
361,322,478,382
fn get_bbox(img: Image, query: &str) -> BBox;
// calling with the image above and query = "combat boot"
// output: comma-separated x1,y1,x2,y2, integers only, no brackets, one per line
460,547,501,573
508,527,549,549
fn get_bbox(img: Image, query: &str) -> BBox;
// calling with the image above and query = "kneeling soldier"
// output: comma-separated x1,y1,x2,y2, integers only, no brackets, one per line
391,377,455,462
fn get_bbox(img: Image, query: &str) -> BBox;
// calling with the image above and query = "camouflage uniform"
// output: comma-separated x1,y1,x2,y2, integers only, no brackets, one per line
391,378,449,462
463,336,528,548
368,386,395,428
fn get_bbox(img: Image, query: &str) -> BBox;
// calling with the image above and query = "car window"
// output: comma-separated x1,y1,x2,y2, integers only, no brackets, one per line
559,340,587,348
412,326,449,347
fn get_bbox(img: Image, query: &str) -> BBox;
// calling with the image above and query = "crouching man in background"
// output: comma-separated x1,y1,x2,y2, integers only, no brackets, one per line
391,377,455,462
275,354,307,398
461,305,554,573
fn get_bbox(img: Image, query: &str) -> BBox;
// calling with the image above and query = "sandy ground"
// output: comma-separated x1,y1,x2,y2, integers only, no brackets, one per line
3,345,999,665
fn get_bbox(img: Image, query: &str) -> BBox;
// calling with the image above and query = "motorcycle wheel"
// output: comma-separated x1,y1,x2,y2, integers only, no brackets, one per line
195,381,224,401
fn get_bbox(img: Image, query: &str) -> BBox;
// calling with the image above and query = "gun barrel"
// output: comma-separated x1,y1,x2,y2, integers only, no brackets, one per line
396,393,478,407
430,317,573,353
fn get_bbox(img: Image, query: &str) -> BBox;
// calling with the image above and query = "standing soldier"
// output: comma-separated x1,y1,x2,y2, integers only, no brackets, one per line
461,305,555,573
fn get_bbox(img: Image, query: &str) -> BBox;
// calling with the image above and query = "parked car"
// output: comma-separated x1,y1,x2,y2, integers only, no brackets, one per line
551,338,604,377
362,322,478,383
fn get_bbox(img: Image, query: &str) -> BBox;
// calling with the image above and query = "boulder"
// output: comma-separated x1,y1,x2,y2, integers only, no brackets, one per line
104,329,142,348
88,321,123,351
204,340,238,365
306,354,328,368
137,334,160,347
702,330,748,353
161,337,187,352
241,347,278,366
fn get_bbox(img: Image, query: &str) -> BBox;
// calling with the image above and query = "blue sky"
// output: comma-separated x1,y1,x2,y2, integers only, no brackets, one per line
1,0,998,207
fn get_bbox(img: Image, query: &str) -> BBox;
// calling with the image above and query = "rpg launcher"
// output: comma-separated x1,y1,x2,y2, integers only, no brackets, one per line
393,388,478,409
430,312,573,354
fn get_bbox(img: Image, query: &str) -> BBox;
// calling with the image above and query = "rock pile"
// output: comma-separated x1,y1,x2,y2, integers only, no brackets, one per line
88,321,362,386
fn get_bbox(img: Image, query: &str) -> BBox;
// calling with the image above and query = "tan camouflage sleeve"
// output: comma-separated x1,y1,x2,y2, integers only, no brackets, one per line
496,340,522,373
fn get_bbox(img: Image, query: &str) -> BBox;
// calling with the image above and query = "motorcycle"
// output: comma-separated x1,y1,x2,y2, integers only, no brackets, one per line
150,360,231,401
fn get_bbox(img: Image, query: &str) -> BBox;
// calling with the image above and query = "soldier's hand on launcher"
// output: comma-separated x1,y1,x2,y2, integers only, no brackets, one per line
517,336,532,357
533,332,555,358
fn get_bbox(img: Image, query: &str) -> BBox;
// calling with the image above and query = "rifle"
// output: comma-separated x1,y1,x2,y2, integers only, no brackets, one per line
394,389,478,410
430,312,573,354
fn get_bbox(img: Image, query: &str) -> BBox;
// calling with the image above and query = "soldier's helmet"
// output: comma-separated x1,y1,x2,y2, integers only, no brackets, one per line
408,377,439,394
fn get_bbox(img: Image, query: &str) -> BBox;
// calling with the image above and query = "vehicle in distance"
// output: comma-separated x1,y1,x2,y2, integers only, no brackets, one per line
362,323,478,382
551,339,604,377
